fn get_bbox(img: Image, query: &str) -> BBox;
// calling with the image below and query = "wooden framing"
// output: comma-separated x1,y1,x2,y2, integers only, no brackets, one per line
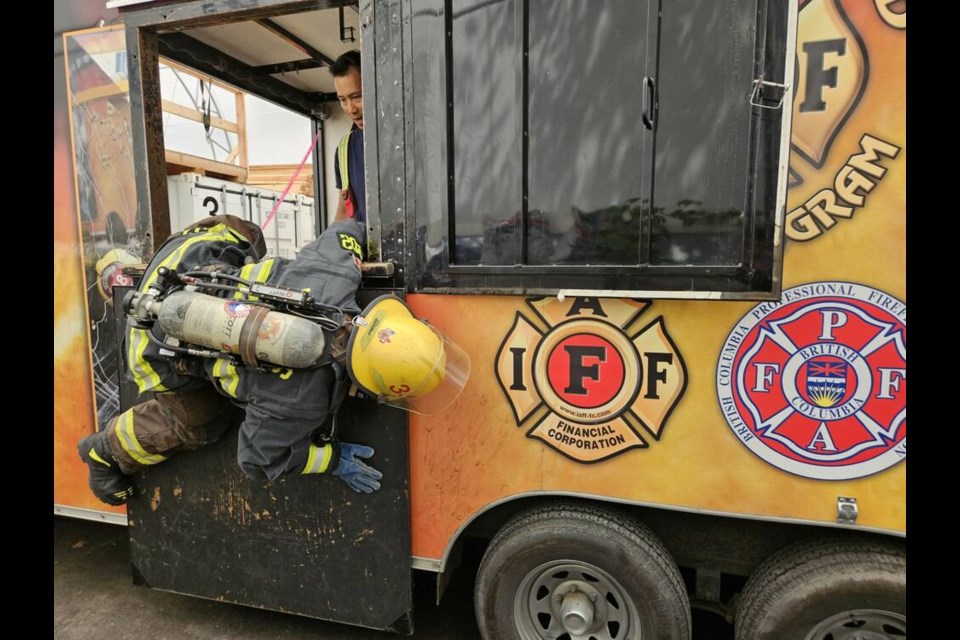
158,59,250,181
161,99,240,134
247,163,313,196
165,150,248,181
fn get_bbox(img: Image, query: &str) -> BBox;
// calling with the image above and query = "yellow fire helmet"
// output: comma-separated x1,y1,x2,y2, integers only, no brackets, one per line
346,295,471,415
95,248,141,304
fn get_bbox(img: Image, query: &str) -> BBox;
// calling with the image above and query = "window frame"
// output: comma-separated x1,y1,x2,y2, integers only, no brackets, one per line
386,0,797,300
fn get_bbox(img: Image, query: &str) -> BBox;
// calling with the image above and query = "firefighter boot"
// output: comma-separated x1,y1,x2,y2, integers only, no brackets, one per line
77,430,134,506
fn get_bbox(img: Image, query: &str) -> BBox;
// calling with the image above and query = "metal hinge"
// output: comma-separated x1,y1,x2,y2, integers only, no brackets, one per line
750,76,790,110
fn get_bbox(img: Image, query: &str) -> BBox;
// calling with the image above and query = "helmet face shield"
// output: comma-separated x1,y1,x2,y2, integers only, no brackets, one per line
347,296,471,415
399,330,470,415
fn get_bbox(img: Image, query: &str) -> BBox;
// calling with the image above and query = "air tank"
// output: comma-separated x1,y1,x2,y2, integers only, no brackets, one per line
155,290,326,369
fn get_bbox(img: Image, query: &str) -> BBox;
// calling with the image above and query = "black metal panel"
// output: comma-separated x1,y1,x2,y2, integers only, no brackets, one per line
126,24,170,254
254,58,328,74
118,0,327,29
752,0,791,295
126,288,413,634
405,0,445,285
113,286,143,412
359,0,383,258
652,0,757,268
313,117,327,234
367,0,407,269
400,0,792,298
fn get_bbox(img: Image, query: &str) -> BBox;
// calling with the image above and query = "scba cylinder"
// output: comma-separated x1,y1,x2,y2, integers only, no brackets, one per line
156,290,327,369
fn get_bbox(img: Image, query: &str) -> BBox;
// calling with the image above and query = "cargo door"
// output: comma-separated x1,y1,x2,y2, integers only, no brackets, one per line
124,288,413,633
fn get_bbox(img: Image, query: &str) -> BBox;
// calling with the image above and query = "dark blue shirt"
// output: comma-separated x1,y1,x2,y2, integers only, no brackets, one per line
333,126,366,223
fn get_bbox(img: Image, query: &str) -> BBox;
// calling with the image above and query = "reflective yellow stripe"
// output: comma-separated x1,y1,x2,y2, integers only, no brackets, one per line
302,444,333,474
88,448,111,467
130,226,242,392
128,327,167,394
302,445,319,474
213,358,226,393
257,258,275,282
211,358,240,398
114,411,168,466
143,225,240,289
338,131,351,191
235,258,276,300
318,444,333,473
222,362,240,397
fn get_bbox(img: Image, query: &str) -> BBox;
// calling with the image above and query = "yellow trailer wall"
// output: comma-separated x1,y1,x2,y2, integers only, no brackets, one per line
407,0,906,562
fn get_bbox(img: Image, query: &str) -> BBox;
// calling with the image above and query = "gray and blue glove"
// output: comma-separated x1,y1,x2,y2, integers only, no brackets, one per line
332,442,383,493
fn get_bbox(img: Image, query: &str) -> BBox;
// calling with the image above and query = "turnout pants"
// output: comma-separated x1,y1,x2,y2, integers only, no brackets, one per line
104,385,237,475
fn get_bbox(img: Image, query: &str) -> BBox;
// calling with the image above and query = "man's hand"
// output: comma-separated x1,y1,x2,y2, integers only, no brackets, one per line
332,443,383,493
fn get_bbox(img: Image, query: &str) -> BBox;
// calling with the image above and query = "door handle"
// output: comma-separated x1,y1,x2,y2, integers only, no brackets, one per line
642,76,656,130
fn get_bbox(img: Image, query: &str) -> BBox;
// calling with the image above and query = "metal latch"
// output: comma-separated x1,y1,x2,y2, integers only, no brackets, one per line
750,77,789,110
836,497,858,525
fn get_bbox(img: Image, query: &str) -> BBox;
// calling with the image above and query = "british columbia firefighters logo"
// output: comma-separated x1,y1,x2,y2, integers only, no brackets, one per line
717,282,906,480
496,297,687,463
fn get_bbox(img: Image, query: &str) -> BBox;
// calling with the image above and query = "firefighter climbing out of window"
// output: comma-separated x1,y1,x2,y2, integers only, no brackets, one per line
331,50,366,224
78,214,470,506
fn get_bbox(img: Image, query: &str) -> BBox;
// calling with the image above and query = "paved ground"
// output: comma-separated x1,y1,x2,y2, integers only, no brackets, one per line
54,515,733,639
54,515,480,640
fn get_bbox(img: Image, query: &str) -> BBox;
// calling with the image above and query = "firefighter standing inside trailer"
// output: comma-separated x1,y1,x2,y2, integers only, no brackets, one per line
331,50,366,224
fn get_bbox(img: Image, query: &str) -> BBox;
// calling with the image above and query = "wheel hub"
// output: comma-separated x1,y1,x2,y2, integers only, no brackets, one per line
514,560,639,640
559,591,593,635
806,609,907,640
552,580,606,636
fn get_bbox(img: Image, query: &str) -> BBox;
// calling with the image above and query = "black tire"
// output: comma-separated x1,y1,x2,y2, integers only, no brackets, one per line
475,502,691,640
735,538,906,640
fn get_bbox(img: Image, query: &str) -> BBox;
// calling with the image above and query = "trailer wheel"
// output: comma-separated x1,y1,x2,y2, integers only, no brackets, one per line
735,538,906,640
474,502,690,640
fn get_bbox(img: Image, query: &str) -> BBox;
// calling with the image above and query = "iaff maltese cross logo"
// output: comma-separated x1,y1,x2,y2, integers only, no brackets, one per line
495,297,687,463
717,282,906,480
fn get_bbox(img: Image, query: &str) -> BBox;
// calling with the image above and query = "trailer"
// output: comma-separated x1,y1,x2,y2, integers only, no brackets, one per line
54,1,906,638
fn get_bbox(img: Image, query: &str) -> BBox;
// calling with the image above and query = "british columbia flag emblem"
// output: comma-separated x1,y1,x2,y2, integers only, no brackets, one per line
804,359,849,408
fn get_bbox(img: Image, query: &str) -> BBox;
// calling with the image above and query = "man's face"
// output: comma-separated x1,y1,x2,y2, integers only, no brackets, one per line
334,68,364,130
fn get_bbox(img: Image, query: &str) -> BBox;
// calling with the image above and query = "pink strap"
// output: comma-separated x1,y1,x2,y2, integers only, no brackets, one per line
262,128,323,231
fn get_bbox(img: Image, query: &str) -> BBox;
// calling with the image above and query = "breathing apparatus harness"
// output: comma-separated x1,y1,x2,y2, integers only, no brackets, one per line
124,266,359,364
123,266,366,443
